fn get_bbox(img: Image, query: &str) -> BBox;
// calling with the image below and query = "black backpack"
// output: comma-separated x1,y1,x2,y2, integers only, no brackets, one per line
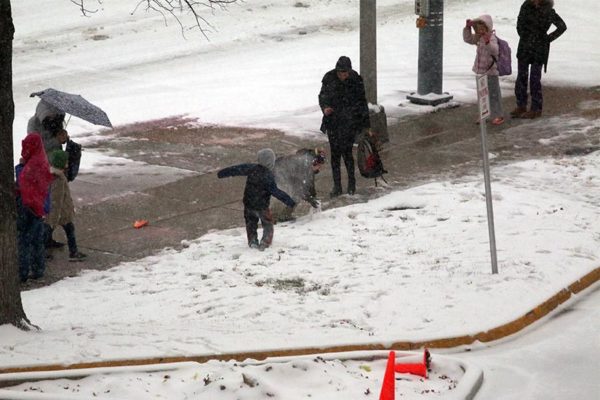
357,132,387,184
65,139,82,182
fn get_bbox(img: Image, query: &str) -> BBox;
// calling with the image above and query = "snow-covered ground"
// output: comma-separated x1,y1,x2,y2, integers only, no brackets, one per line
3,0,600,399
1,149,599,365
0,351,483,400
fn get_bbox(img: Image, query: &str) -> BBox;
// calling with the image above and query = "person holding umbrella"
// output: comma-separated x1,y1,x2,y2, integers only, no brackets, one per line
27,99,65,155
28,88,112,162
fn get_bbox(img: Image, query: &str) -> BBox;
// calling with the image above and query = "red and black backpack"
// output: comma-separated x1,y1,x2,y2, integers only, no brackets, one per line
357,132,387,185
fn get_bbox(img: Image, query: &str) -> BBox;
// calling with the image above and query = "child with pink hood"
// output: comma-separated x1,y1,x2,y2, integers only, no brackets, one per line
463,14,505,125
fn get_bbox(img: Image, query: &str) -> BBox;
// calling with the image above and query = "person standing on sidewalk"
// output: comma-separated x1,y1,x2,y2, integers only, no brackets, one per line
44,129,83,249
511,0,566,119
217,148,296,251
27,99,65,155
46,150,87,261
463,15,505,126
318,56,370,197
15,133,53,283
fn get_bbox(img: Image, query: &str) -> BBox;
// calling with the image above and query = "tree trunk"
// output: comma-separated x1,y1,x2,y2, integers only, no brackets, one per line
0,0,32,329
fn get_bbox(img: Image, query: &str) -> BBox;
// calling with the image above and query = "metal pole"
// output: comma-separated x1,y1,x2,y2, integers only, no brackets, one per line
360,0,377,104
477,74,499,274
407,0,452,106
417,0,443,95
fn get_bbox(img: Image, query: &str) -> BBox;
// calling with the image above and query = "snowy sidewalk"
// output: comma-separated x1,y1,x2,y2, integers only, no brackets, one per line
2,147,600,370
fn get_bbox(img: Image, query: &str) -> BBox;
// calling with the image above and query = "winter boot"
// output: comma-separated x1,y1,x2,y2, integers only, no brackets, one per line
510,107,527,118
46,239,65,249
521,110,542,119
330,186,343,198
69,251,87,262
491,117,505,126
347,181,356,195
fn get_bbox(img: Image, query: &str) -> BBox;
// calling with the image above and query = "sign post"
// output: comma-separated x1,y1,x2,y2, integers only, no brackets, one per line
476,75,498,274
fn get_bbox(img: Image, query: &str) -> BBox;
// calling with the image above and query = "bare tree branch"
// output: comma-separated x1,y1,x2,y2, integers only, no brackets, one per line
70,0,100,16
79,0,240,39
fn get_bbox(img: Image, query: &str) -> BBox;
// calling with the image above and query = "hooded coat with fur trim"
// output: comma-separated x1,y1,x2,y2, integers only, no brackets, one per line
516,0,566,71
463,14,500,75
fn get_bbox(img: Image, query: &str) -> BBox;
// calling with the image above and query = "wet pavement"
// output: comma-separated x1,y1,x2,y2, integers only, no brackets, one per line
25,86,600,290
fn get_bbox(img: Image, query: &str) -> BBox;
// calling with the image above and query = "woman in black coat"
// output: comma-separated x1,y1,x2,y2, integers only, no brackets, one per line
318,56,370,197
512,0,566,119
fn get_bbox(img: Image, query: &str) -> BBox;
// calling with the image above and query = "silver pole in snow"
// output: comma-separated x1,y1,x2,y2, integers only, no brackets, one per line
476,75,499,274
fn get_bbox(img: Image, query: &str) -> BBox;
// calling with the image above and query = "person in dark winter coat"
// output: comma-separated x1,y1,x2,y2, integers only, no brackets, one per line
27,100,66,154
15,133,53,283
512,0,566,119
319,56,370,197
217,148,297,250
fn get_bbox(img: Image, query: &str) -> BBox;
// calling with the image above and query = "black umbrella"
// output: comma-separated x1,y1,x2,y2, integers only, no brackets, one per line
30,88,112,128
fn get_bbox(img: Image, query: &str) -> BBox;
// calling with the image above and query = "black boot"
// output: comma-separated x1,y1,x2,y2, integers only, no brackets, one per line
330,186,342,198
347,181,356,195
347,174,356,195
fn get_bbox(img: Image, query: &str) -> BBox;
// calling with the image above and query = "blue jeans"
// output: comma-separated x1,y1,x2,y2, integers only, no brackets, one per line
515,60,543,111
17,200,46,280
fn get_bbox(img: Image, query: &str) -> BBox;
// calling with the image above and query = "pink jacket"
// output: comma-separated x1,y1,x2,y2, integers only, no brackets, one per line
463,14,499,76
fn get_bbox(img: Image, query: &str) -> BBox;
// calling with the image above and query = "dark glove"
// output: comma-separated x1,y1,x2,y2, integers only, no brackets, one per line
466,19,473,28
307,196,320,208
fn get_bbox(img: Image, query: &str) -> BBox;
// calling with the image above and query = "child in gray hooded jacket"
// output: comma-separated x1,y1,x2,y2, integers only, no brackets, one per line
218,148,296,250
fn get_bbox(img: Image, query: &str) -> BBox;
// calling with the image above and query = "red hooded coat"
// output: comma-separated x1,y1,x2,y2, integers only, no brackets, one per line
18,133,53,217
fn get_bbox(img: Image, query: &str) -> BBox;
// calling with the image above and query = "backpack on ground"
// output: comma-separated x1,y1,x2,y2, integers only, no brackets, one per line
357,132,387,185
492,33,512,76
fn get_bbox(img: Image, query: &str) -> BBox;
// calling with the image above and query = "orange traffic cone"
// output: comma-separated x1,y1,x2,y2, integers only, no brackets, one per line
379,351,395,400
394,348,430,378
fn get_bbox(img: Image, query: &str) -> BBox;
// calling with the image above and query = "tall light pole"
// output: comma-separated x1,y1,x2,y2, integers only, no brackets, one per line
360,0,377,104
360,0,388,142
407,0,453,106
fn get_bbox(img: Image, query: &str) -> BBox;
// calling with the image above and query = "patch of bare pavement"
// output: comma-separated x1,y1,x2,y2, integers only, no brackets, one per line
24,86,600,290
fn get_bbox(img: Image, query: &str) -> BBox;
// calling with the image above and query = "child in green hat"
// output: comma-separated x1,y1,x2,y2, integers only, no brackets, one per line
46,149,86,261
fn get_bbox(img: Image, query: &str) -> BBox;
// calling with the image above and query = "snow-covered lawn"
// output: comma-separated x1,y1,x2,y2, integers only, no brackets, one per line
2,150,598,368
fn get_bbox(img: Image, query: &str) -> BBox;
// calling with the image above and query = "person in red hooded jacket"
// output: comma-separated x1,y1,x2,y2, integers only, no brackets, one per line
15,133,53,283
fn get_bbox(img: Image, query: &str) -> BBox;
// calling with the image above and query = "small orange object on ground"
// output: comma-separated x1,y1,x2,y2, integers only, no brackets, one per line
133,220,149,229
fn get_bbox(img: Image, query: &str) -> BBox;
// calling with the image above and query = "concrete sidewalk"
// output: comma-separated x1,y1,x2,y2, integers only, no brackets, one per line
29,85,600,290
